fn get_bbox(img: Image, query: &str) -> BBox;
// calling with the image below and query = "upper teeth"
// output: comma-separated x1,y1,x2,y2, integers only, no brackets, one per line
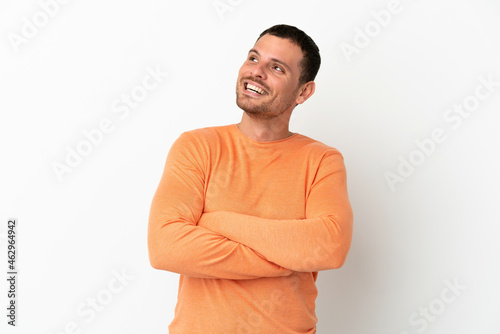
247,84,264,95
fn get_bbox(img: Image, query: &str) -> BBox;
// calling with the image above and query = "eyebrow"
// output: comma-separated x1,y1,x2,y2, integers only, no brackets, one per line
248,49,291,72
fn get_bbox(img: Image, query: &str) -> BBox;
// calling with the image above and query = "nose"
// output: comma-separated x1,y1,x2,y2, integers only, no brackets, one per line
251,62,266,80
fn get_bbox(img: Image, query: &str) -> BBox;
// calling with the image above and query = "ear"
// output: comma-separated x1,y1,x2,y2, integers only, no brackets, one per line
295,81,316,105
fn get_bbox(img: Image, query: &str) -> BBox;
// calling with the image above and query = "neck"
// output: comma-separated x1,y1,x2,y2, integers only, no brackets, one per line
237,112,294,142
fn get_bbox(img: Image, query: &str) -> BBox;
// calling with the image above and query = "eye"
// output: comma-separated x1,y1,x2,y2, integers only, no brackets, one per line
273,65,283,72
249,56,258,62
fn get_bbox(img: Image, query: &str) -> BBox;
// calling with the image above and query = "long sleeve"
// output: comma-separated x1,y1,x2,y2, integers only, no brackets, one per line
197,151,353,272
148,132,293,279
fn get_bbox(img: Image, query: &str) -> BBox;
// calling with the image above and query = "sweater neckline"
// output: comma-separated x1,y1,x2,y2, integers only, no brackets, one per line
231,124,299,144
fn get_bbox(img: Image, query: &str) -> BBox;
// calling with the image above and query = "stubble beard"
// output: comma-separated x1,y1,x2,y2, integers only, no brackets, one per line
235,82,296,120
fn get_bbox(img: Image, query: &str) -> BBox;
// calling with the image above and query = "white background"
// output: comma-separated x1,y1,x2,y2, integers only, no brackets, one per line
1,0,499,333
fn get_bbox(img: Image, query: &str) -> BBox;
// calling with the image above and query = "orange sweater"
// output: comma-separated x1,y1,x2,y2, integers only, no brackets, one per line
148,124,353,334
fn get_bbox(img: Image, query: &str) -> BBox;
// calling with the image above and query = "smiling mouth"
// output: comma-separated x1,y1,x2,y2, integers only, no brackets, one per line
244,82,267,95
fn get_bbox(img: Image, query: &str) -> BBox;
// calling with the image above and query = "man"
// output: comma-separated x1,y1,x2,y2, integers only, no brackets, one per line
148,24,353,333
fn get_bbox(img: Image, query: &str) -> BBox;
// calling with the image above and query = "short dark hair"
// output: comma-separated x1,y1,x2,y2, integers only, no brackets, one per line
257,24,321,85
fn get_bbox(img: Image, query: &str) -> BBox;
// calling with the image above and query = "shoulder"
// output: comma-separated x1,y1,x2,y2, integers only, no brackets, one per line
169,124,230,150
179,124,233,144
169,125,235,161
292,135,348,177
293,133,344,161
166,126,232,167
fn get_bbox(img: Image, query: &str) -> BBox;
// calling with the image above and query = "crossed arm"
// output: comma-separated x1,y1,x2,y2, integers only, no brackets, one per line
148,132,353,279
197,152,353,272
148,133,292,279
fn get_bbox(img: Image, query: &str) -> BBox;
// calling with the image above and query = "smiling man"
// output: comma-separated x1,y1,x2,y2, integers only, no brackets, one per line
148,24,353,333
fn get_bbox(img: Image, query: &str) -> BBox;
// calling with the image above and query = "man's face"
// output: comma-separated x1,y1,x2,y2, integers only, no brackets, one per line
236,34,305,119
